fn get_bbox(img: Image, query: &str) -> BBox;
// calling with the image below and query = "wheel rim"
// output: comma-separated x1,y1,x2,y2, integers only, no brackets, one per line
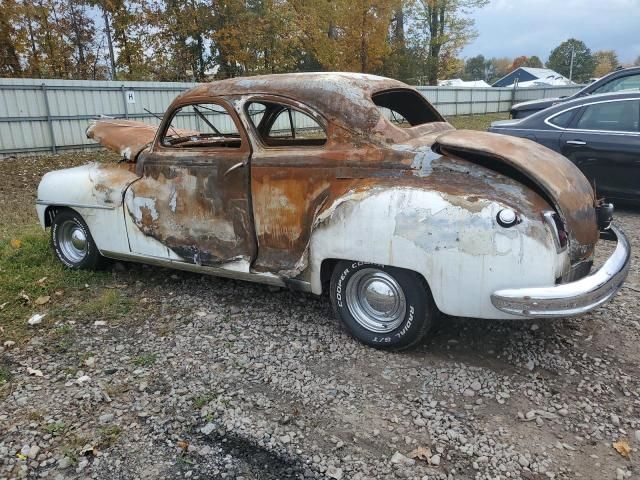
345,268,407,333
57,220,88,263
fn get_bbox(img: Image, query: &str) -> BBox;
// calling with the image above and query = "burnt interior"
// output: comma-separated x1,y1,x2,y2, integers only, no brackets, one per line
246,101,327,147
372,89,443,127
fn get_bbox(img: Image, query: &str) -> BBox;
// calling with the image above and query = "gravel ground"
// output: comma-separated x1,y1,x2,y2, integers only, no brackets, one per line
1,154,639,480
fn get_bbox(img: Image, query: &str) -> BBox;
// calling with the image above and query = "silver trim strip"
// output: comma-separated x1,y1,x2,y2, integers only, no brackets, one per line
223,161,244,176
491,224,630,317
543,97,640,134
100,250,313,292
36,200,116,210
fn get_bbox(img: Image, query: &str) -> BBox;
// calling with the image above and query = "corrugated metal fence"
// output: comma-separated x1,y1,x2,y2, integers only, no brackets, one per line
0,78,583,157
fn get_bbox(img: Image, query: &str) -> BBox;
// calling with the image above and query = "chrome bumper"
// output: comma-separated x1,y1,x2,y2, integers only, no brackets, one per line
491,225,631,317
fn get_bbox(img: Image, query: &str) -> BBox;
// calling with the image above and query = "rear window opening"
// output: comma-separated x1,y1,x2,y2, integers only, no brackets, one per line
372,89,443,128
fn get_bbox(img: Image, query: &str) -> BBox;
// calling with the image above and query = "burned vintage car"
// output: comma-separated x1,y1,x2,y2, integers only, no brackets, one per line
36,73,630,350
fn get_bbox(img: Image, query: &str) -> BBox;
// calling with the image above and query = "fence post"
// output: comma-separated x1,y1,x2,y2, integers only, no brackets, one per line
41,83,57,154
511,83,517,109
454,88,458,116
121,85,129,119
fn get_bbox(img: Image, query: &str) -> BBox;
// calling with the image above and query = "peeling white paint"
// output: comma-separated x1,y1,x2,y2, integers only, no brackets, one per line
169,189,177,213
307,187,564,319
120,146,132,161
130,196,159,222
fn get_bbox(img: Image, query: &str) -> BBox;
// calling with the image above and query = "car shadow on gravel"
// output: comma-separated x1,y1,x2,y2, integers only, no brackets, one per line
186,430,319,479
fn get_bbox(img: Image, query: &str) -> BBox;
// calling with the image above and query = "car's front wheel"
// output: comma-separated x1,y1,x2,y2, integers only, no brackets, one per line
329,261,436,350
51,209,104,270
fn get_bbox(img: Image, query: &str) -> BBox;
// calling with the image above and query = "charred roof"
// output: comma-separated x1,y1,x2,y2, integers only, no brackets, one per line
175,72,419,133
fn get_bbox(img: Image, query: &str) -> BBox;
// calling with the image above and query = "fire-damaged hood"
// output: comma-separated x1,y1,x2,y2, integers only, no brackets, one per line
431,129,599,260
86,119,198,161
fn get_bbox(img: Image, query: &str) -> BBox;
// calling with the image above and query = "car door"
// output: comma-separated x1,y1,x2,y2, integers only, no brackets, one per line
124,96,257,266
240,96,335,275
560,98,640,201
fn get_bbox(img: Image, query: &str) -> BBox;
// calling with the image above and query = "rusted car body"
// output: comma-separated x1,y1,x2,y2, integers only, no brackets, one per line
37,73,630,349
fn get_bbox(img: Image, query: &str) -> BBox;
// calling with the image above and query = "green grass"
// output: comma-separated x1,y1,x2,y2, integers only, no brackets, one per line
0,365,12,385
99,425,122,448
132,353,157,367
192,393,214,409
0,227,109,340
0,227,139,344
448,112,509,131
44,421,68,436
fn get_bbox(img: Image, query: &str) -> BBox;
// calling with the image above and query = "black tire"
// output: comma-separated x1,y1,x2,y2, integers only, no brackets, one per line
329,261,436,351
50,209,105,270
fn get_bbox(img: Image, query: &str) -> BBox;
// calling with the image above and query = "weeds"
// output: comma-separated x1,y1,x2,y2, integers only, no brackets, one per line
132,353,157,367
192,393,214,409
44,421,68,436
0,365,12,385
99,425,122,448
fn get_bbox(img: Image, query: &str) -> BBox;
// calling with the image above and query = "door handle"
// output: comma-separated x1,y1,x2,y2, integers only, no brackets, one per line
566,140,587,145
224,162,244,176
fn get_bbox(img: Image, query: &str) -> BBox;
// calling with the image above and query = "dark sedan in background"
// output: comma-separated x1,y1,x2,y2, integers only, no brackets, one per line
510,66,640,119
489,91,640,203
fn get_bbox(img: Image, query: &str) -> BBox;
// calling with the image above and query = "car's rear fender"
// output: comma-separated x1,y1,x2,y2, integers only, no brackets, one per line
307,187,566,319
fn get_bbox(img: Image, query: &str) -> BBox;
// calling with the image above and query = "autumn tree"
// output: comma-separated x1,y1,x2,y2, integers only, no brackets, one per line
487,56,511,82
509,55,527,71
411,0,488,85
0,0,490,83
463,54,486,80
546,38,595,83
0,0,23,76
291,0,396,73
382,2,424,82
524,55,543,68
593,50,619,77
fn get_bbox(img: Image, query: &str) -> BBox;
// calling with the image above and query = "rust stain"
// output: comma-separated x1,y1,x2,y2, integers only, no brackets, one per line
86,119,198,161
88,162,139,206
433,130,598,261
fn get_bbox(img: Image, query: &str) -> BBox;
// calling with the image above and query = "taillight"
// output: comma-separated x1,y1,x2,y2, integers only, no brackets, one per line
543,211,568,252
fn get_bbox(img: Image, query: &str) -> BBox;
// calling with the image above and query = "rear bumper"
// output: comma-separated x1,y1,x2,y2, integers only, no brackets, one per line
491,225,630,317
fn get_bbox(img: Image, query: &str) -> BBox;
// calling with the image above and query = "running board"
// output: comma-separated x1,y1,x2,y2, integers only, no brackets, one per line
100,250,312,292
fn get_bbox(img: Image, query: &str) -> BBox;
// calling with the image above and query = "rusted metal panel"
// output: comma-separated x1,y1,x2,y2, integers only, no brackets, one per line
432,130,598,261
123,97,256,266
86,118,197,161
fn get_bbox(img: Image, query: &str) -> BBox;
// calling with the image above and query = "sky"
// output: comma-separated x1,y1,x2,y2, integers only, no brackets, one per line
460,0,640,64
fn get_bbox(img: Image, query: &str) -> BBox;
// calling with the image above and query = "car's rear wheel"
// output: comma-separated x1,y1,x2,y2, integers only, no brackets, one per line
51,209,104,270
329,261,436,350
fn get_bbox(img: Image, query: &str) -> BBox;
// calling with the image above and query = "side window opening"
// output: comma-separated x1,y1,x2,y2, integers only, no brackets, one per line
372,89,443,128
161,102,241,148
245,101,327,147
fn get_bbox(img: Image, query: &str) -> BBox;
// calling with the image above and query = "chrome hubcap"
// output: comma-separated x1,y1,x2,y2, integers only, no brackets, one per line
345,268,406,333
58,220,88,263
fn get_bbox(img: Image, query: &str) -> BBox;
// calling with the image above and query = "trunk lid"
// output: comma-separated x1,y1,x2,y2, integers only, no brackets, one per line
432,129,598,261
